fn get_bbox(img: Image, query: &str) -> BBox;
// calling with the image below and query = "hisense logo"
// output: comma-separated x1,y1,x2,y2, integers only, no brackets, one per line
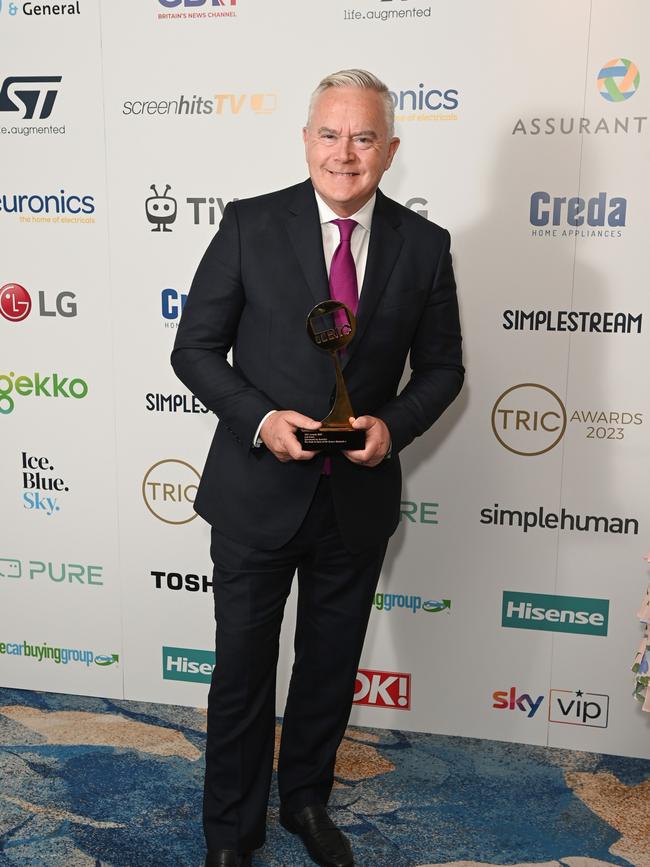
501,591,609,636
162,645,215,683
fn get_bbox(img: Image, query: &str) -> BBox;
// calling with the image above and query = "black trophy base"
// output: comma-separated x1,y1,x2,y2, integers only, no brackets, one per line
297,428,366,452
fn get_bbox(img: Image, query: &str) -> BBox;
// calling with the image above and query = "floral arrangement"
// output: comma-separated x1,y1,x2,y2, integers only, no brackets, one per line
632,556,650,711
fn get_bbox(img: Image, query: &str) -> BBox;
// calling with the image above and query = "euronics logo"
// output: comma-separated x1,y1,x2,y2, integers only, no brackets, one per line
501,591,609,636
162,645,215,683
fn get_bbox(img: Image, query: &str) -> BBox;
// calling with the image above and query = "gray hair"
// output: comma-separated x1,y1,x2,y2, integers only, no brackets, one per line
307,68,395,138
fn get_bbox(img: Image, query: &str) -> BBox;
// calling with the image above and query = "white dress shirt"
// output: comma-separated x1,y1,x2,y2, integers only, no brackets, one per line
253,191,377,445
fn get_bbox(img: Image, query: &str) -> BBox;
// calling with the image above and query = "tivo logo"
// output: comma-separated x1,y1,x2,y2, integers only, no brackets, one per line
501,591,609,636
162,645,215,683
549,689,609,728
0,76,62,120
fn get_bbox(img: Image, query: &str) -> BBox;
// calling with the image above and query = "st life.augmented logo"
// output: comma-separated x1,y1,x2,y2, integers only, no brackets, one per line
0,75,61,120
0,283,77,321
0,556,103,587
549,689,609,728
513,58,645,136
21,451,69,517
343,1,432,24
142,459,200,524
353,669,411,709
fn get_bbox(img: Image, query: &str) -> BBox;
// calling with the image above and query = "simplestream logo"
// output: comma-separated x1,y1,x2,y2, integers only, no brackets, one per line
373,593,450,615
501,591,609,636
162,645,215,683
0,640,118,667
0,371,88,414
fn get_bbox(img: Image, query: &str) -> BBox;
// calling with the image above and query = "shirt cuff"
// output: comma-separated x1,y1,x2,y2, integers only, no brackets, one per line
253,410,277,447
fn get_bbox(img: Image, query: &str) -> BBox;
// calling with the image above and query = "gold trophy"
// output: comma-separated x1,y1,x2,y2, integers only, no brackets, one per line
297,300,366,451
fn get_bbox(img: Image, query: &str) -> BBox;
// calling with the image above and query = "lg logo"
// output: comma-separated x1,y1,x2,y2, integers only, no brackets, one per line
0,283,77,321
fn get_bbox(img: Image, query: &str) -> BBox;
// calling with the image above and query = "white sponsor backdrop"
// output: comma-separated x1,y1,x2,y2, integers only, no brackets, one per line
1,0,649,759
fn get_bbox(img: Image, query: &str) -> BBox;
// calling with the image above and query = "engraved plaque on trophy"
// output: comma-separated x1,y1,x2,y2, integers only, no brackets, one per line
297,300,366,451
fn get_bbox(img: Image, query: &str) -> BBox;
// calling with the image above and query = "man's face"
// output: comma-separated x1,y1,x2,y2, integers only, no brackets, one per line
303,87,400,217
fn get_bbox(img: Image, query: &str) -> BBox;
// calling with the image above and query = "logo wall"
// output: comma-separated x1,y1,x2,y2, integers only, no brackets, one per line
142,459,200,524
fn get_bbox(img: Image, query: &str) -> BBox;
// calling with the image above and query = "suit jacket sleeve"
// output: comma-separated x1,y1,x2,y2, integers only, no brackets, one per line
375,229,463,453
170,201,276,446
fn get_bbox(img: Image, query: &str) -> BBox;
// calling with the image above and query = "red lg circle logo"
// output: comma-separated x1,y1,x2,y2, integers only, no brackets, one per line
0,283,32,322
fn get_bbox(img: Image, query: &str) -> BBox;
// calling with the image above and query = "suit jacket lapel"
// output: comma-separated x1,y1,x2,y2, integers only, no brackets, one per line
285,180,330,308
344,188,403,368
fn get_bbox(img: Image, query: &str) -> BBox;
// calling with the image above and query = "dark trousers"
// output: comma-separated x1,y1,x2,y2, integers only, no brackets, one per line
203,476,387,854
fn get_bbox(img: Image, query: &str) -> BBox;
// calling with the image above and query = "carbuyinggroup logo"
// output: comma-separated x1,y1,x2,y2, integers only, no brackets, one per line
142,459,200,524
0,556,103,586
501,591,609,637
597,58,640,102
491,383,643,455
0,282,78,321
157,0,237,20
0,639,118,667
0,371,88,415
373,592,450,615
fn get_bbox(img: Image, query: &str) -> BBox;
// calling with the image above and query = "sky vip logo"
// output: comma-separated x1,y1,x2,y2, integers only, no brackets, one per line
152,570,213,592
492,383,644,455
162,645,215,683
145,393,209,414
549,689,609,728
373,592,450,615
0,371,88,415
530,191,627,238
502,591,609,637
142,459,200,524
0,283,77,321
0,557,102,586
353,669,411,709
492,686,544,718
0,75,61,120
21,451,69,517
399,500,439,524
502,309,642,335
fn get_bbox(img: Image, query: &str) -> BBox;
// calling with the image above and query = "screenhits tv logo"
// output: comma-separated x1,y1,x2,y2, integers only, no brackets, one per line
0,283,78,321
353,669,411,709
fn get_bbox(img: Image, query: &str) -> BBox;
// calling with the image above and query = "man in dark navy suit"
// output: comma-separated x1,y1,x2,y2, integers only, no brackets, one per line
172,69,463,867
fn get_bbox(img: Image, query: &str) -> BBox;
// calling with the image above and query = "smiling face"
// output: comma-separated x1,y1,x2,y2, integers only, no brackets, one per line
303,86,400,217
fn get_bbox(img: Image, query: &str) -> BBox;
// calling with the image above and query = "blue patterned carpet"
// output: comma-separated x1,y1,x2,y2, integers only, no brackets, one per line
1,687,649,867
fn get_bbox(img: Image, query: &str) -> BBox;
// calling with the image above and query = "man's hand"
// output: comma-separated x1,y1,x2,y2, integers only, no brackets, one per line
260,411,321,462
342,416,391,467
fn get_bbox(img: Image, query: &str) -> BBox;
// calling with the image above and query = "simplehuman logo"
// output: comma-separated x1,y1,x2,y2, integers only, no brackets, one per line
501,591,609,636
162,645,215,683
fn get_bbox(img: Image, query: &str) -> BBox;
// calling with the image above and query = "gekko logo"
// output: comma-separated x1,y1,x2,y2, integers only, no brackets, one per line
513,59,645,136
502,308,642,335
162,646,215,684
1,371,88,416
502,591,609,637
146,393,209,414
21,451,70,517
549,689,609,728
0,556,103,587
0,75,61,120
388,83,459,122
142,459,200,524
0,640,118,668
353,669,411,710
373,593,450,615
400,500,439,524
153,570,213,593
492,687,544,719
0,283,78,321
157,0,237,20
0,190,95,223
492,383,643,455
597,58,640,102
530,191,627,239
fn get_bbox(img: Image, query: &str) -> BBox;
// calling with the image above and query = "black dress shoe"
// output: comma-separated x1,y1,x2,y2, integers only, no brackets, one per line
280,803,353,867
204,849,252,867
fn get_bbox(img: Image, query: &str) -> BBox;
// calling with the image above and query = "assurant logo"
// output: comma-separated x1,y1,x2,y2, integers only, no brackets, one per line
597,58,640,102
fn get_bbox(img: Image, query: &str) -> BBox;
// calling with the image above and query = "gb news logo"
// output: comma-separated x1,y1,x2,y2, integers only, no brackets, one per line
157,0,237,21
21,451,70,517
491,383,643,456
0,282,77,322
1,370,88,415
0,74,66,136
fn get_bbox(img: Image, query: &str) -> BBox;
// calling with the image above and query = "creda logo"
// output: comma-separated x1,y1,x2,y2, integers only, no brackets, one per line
501,591,609,637
0,371,88,414
530,191,627,238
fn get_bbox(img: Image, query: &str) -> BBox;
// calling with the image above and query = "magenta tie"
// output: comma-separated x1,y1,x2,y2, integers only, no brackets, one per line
322,219,358,473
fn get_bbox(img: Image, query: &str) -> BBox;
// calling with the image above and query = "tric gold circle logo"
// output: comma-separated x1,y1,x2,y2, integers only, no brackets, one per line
142,459,200,524
491,384,567,456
